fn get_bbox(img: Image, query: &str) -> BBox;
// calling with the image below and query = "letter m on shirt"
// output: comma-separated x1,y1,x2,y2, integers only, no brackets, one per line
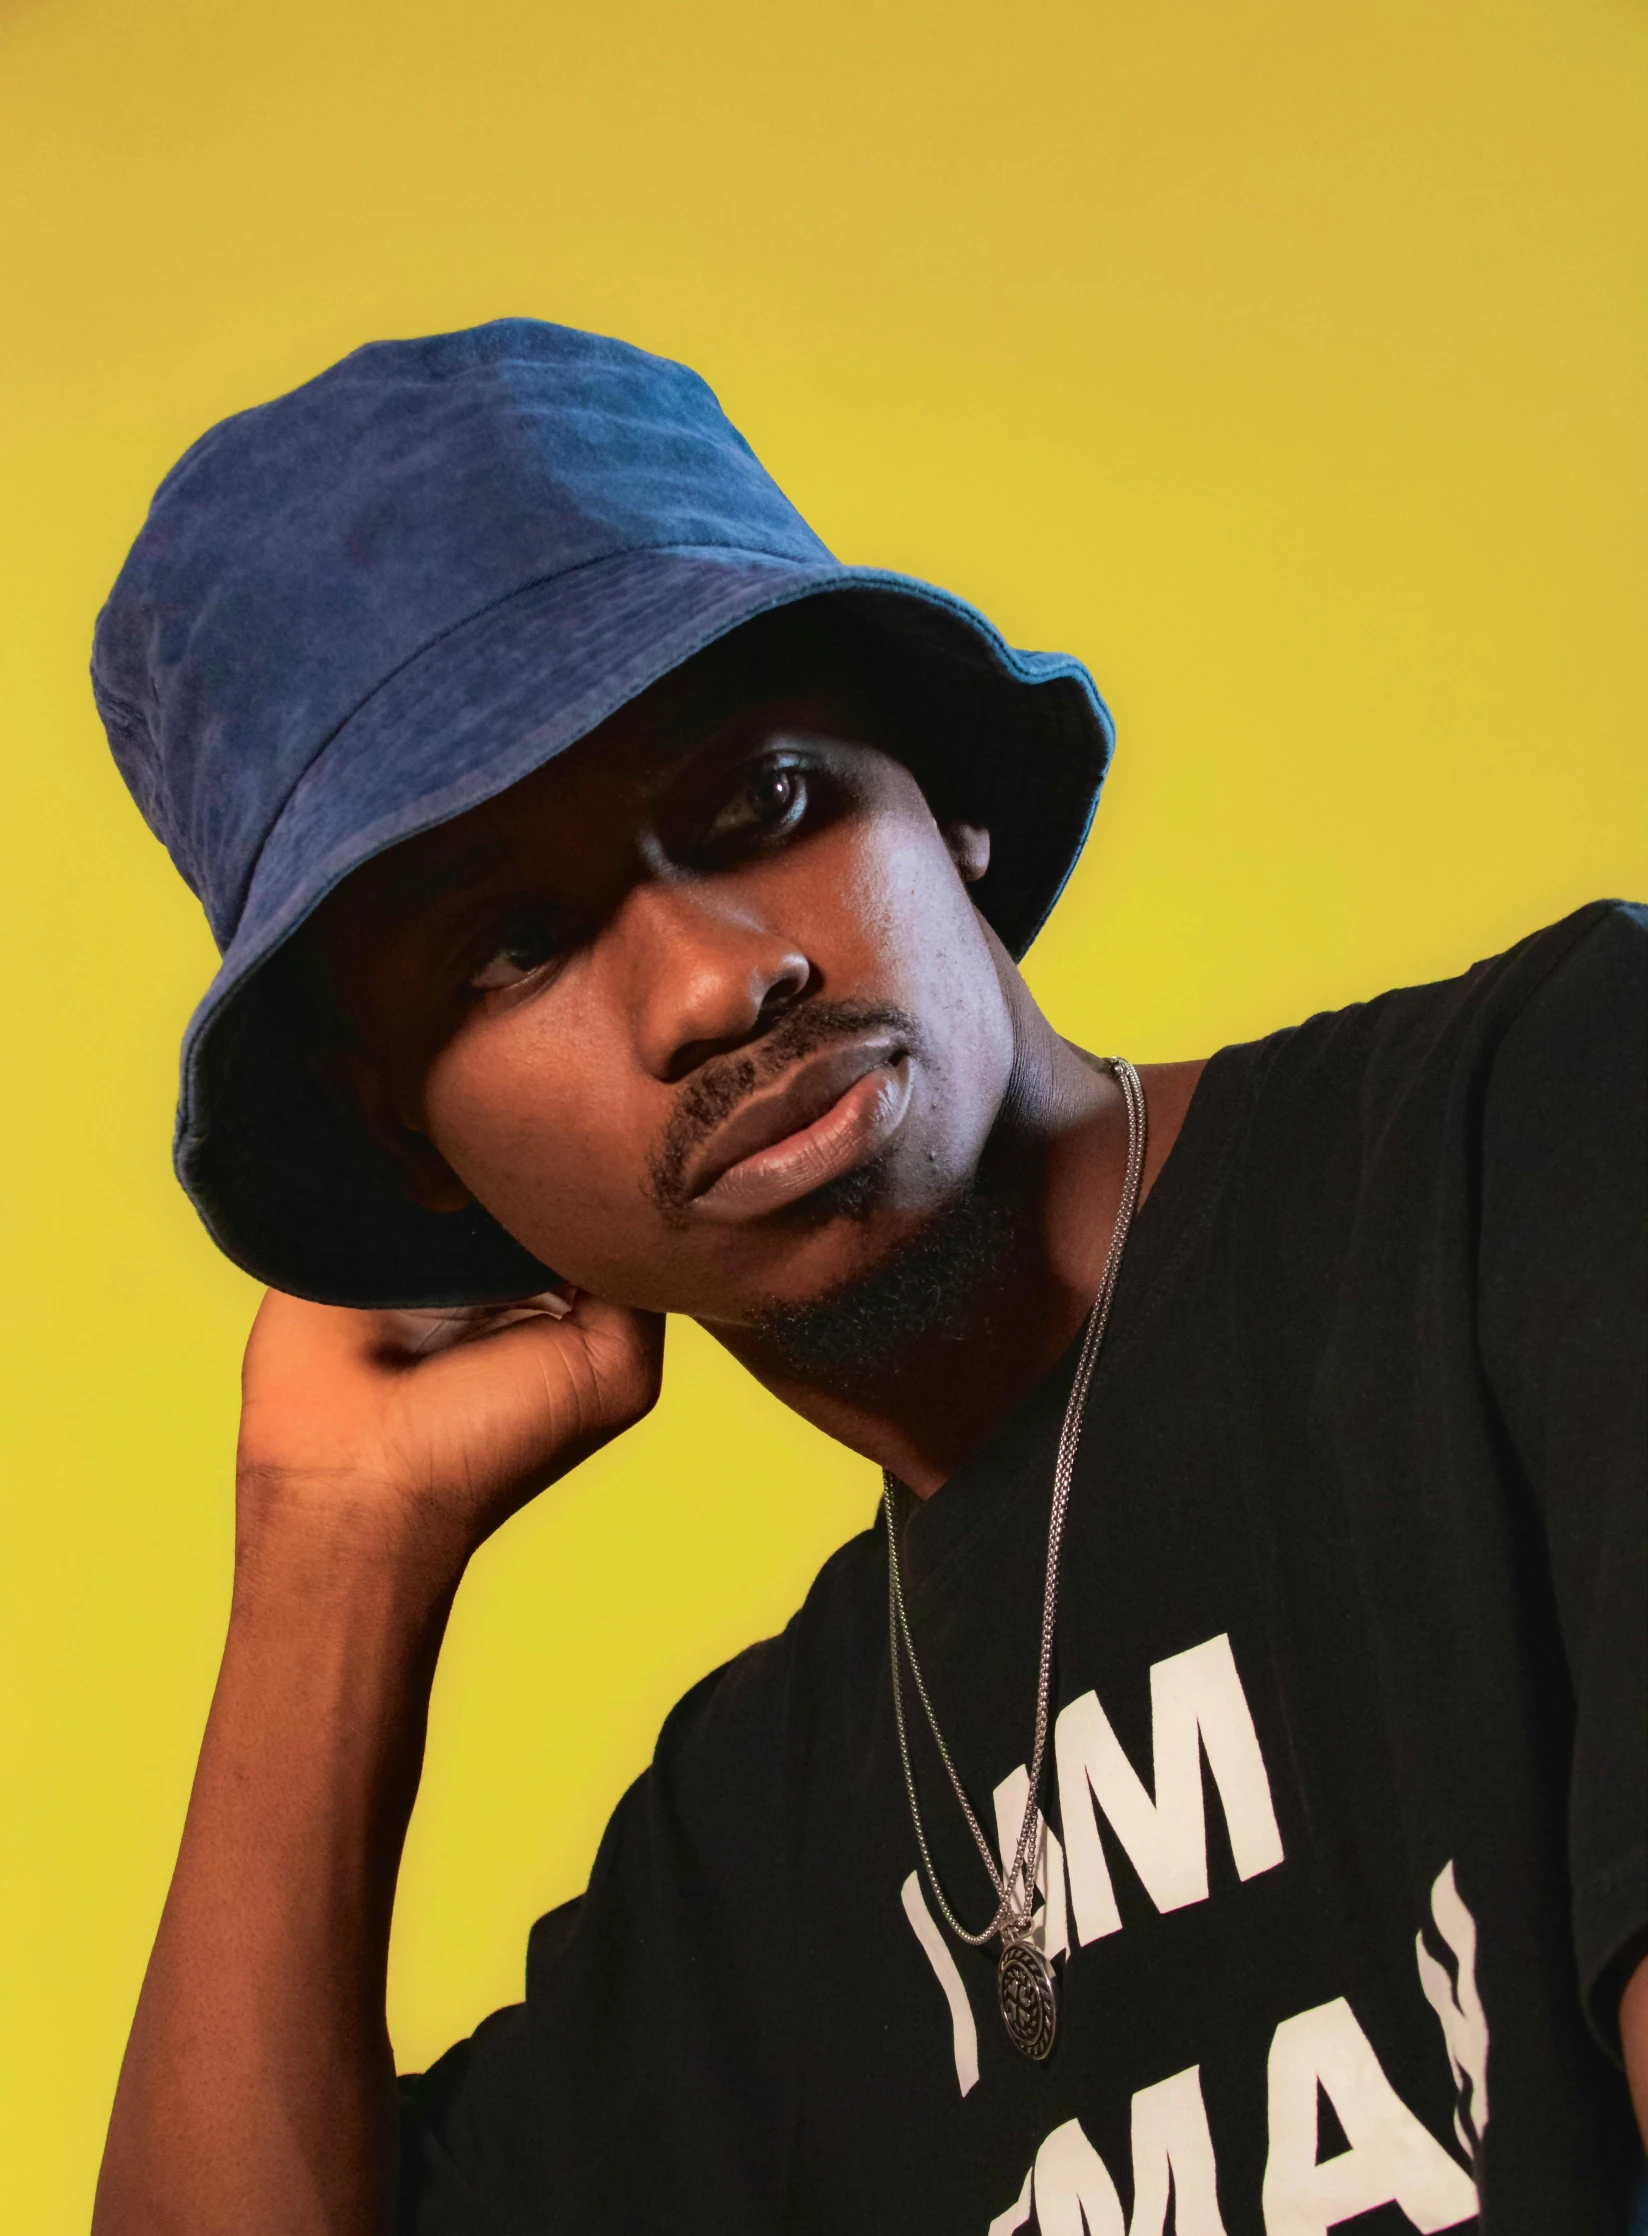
1055,1633,1285,1944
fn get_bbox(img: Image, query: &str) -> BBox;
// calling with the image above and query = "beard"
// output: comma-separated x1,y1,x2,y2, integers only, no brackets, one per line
746,1162,1024,1391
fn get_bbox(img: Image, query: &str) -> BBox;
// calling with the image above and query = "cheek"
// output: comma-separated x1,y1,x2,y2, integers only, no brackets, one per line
822,809,976,976
418,1003,651,1276
827,816,1016,1130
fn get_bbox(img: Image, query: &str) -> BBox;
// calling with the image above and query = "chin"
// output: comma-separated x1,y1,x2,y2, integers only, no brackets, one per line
743,1168,1022,1387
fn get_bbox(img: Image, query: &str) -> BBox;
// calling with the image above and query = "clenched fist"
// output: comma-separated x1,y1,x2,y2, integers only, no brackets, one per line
236,1286,665,1582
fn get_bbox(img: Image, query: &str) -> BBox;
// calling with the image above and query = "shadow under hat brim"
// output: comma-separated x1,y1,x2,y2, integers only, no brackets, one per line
178,544,1114,1306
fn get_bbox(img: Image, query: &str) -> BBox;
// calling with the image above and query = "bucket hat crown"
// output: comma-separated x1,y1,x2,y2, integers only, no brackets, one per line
94,319,1114,1305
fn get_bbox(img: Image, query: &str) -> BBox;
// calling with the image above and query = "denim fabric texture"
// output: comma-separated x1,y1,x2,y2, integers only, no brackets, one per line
92,320,1115,1304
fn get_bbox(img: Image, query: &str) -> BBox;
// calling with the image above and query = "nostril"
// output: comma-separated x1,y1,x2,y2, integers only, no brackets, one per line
758,961,814,1021
662,963,818,1083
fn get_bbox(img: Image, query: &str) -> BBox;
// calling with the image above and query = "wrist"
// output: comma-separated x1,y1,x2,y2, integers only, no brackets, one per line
231,1474,471,1645
214,1505,459,1822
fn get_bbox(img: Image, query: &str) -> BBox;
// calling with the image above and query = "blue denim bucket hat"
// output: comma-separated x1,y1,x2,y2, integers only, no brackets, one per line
93,320,1114,1306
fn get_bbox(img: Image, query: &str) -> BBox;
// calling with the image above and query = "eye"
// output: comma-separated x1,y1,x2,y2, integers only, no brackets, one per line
468,915,564,992
701,762,808,848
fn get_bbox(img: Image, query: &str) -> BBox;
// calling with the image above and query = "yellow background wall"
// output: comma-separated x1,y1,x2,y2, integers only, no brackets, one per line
2,0,1644,2222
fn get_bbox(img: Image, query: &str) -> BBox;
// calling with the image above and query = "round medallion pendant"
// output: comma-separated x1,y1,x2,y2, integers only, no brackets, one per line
997,1937,1057,2061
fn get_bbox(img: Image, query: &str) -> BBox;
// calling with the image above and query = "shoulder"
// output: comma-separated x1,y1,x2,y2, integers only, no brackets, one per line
1212,901,1643,1145
643,1518,884,1798
1477,904,1646,1302
539,1521,882,1962
1481,900,1645,1112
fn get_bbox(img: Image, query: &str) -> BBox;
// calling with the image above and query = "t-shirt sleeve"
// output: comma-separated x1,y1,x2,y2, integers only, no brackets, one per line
1476,900,1648,2054
395,1998,544,2233
393,1611,817,2230
395,1902,593,2232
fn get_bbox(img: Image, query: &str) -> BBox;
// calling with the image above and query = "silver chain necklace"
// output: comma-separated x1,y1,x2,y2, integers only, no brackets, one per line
883,1056,1147,2063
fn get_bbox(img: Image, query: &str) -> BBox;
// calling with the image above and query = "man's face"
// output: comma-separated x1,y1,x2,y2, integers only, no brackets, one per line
304,659,1020,1330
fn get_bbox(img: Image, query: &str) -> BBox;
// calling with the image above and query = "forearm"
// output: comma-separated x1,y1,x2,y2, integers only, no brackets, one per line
1623,1952,1648,2150
92,1520,459,2236
90,1281,661,2233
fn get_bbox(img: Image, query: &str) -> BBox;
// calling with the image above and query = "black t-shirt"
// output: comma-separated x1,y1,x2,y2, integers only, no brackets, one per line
399,901,1647,2235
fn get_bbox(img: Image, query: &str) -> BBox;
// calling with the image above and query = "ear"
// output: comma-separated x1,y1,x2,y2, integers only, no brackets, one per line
309,1044,475,1214
943,820,991,885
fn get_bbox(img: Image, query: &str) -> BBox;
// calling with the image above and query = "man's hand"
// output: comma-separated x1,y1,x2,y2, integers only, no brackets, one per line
92,1285,662,2236
237,1285,664,1578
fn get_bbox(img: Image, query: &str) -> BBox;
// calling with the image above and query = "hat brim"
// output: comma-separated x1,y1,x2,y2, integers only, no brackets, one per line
179,546,1114,1305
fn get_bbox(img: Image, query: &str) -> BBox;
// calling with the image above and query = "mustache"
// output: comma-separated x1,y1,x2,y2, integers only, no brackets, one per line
646,998,921,1215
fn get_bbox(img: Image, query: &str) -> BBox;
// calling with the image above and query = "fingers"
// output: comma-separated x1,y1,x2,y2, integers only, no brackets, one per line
252,1284,587,1370
239,1284,667,1560
462,1288,664,1384
464,1292,666,1435
387,1293,579,1359
558,1292,667,1370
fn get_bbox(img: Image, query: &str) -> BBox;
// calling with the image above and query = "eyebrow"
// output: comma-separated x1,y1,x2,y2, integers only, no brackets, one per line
365,699,846,929
373,827,524,918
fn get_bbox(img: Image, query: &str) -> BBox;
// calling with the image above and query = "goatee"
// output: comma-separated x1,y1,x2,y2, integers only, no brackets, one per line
748,1169,1023,1391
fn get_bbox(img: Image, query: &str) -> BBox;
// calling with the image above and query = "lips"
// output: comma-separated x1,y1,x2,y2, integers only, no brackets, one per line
683,1035,912,1221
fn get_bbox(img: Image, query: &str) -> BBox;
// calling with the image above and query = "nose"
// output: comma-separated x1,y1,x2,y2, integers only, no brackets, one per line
615,876,813,1082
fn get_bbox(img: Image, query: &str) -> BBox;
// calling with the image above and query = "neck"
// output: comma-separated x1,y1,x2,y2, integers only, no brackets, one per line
703,1015,1204,1497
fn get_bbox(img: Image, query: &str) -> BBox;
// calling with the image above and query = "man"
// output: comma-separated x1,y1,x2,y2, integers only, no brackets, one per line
88,320,1644,2235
